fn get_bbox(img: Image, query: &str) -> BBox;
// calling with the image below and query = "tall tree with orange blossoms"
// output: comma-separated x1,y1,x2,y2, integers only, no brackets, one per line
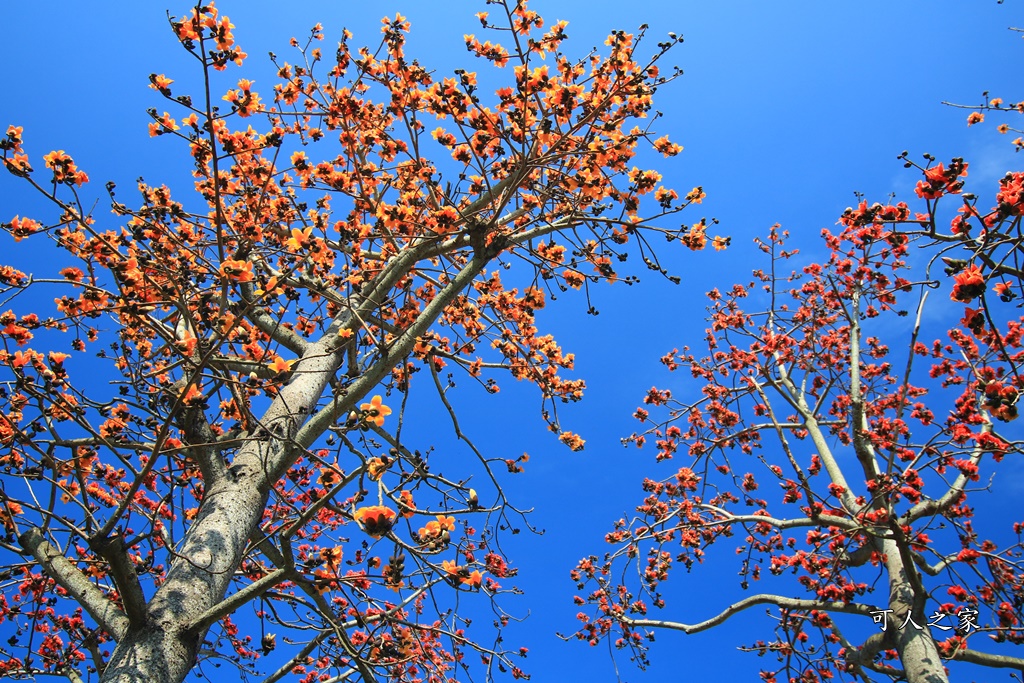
0,3,719,683
572,158,1024,680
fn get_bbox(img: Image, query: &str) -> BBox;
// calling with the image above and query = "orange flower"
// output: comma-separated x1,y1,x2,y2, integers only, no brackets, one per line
366,456,388,481
353,505,396,538
285,227,312,252
318,467,342,488
418,514,455,542
360,395,392,427
42,150,88,186
558,430,585,451
181,384,205,407
320,546,343,569
950,265,986,303
149,74,174,92
994,281,1016,302
148,112,180,137
652,135,683,157
219,259,254,282
440,560,482,588
398,490,416,518
269,355,293,374
8,216,40,242
43,150,70,170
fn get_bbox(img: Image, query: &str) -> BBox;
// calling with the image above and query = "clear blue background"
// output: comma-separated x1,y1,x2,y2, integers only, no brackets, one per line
1,1,1020,681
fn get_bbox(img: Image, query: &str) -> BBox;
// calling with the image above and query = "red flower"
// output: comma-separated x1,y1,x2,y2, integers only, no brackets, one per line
961,308,985,336
994,281,1016,302
950,265,985,303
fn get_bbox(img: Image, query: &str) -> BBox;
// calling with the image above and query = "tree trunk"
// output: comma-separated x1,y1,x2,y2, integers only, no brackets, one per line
100,337,342,682
882,539,949,683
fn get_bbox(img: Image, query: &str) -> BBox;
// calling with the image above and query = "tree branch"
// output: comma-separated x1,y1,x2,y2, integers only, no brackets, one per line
296,248,497,447
689,504,885,537
902,422,991,525
186,567,289,634
180,402,229,488
19,528,129,641
239,282,310,356
842,631,901,678
88,534,148,628
620,593,880,635
261,632,329,683
949,647,1024,670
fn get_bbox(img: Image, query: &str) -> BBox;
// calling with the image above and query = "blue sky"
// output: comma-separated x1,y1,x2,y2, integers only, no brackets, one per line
1,1,1020,681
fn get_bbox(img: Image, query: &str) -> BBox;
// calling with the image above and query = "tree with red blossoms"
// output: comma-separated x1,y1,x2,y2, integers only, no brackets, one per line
0,3,720,682
572,159,1024,681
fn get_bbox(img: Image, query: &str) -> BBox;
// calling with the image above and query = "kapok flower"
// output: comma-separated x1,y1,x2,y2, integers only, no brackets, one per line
320,546,343,569
558,430,585,451
220,259,254,282
181,384,205,407
950,265,986,303
269,355,293,374
8,216,40,242
285,227,312,252
961,308,985,336
353,505,396,538
366,456,388,481
360,395,392,427
149,74,174,92
42,150,88,186
418,515,456,543
441,560,483,588
318,467,342,488
994,281,1016,302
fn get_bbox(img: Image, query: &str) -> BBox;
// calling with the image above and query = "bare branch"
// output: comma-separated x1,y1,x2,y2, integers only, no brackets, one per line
186,567,289,634
621,594,880,635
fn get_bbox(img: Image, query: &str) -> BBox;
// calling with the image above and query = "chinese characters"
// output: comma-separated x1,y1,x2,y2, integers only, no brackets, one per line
870,607,979,634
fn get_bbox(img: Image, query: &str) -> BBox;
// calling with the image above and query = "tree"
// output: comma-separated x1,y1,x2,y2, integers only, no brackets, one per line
572,142,1024,679
0,3,720,682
